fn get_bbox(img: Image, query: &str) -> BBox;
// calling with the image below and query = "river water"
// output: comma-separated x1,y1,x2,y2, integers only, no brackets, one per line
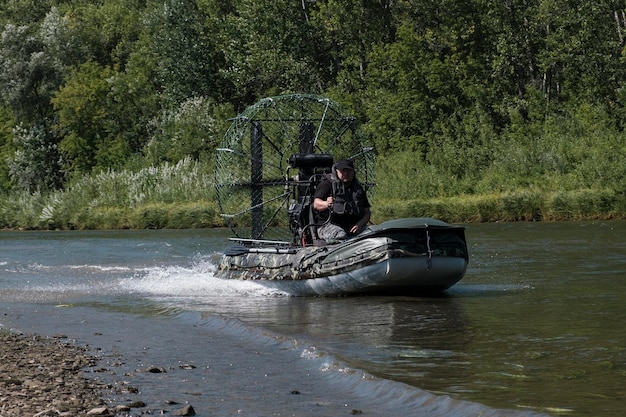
1,221,625,417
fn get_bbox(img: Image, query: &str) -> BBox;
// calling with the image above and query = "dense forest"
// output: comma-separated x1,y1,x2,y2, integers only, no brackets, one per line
1,0,625,229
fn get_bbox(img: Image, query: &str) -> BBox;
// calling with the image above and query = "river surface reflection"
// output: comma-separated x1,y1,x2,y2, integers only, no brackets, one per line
195,221,626,416
449,221,626,415
0,221,624,416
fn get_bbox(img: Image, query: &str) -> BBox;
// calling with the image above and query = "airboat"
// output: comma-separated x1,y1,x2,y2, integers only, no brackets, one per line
214,94,468,296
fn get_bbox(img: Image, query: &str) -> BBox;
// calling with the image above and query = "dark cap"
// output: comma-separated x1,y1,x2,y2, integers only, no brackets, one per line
335,159,354,171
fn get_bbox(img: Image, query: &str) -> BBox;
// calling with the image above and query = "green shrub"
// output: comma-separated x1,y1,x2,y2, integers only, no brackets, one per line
83,207,131,229
166,202,219,228
546,189,619,220
131,204,169,229
500,190,543,221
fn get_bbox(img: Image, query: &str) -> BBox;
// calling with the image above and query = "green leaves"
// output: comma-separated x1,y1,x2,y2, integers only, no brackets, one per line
8,124,64,192
142,0,218,105
52,62,112,173
144,97,223,165
0,0,623,204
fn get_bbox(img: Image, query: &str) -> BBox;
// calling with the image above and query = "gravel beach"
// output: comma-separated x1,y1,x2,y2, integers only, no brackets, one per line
0,332,110,416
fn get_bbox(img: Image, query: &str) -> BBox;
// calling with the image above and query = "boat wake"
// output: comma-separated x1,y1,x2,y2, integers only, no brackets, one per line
0,256,289,304
120,256,290,299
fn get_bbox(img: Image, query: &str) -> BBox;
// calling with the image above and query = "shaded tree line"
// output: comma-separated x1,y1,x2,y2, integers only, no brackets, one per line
0,0,625,197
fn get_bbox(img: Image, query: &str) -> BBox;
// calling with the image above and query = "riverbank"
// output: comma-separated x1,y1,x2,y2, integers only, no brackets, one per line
1,187,625,230
377,188,626,223
0,331,199,416
0,331,107,416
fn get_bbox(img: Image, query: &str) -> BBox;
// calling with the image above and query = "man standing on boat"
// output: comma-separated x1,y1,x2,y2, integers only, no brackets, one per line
313,159,371,241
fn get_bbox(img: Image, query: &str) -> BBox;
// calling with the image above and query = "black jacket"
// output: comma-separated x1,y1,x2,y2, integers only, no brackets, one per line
313,174,370,229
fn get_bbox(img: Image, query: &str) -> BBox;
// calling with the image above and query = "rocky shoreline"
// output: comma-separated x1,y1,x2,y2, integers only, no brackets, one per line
0,331,108,416
0,332,197,416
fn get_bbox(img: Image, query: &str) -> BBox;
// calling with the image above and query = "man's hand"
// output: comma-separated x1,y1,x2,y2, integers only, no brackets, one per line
314,196,334,211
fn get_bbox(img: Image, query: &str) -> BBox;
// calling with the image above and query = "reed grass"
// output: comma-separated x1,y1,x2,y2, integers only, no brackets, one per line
0,158,219,229
1,157,624,230
2,187,624,230
373,189,625,224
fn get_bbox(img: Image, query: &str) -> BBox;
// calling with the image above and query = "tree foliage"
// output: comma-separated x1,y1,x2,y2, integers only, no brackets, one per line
8,123,64,191
0,0,623,202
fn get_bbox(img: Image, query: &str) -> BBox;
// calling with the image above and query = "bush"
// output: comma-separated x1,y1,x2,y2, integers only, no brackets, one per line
546,189,620,220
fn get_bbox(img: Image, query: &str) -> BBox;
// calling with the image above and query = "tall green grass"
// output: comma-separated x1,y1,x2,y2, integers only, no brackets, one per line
0,158,221,229
1,165,624,230
374,189,625,224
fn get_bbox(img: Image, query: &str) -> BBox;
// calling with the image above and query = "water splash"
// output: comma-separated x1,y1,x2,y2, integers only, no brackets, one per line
121,256,289,298
1,255,288,304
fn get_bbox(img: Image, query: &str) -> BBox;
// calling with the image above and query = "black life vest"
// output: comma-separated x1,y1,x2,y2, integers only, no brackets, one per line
326,173,366,220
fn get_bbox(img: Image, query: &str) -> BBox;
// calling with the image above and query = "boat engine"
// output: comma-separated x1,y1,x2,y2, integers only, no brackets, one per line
287,153,333,245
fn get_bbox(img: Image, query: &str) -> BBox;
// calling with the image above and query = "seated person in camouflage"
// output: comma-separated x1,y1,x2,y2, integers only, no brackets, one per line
313,159,371,241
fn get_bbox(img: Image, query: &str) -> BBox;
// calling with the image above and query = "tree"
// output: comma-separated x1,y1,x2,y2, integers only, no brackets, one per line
57,0,145,68
0,0,52,25
0,22,61,121
52,61,114,173
0,7,77,190
311,0,396,93
219,0,327,107
535,0,624,104
8,124,64,191
0,106,16,191
363,1,489,153
141,0,222,106
144,96,225,165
